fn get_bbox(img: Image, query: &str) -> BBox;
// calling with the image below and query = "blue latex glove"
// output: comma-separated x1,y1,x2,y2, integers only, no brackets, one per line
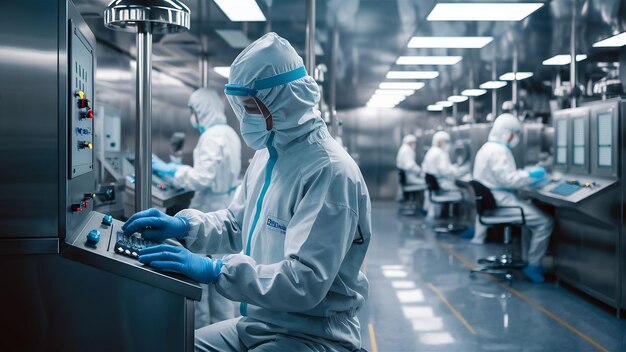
528,167,546,179
122,208,189,240
152,156,179,177
139,245,223,284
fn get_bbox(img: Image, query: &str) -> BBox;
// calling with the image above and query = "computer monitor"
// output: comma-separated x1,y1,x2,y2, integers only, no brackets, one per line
553,112,569,173
589,100,619,178
568,107,589,175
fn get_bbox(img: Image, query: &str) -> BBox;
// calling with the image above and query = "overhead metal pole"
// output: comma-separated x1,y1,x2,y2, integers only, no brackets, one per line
469,68,475,121
492,56,497,119
329,28,339,138
200,54,210,88
135,25,153,211
512,46,519,117
305,0,316,74
570,0,578,108
104,0,190,212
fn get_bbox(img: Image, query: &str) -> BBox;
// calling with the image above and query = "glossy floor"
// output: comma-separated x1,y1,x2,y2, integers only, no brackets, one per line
358,202,626,352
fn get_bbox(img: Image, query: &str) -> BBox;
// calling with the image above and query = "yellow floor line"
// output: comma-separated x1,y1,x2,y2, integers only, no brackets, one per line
440,244,477,269
502,284,609,352
442,244,609,352
368,323,378,352
427,282,477,335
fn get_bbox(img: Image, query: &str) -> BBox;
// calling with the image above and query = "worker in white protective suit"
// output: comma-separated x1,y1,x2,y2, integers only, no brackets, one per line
396,134,423,185
122,32,371,351
151,88,242,327
421,131,467,218
471,113,553,283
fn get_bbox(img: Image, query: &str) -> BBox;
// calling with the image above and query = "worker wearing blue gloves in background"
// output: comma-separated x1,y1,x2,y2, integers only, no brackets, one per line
123,32,371,351
471,113,553,283
152,88,242,328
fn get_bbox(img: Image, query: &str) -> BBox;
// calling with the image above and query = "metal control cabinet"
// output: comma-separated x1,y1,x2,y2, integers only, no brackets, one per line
522,99,625,315
69,22,95,178
0,1,200,350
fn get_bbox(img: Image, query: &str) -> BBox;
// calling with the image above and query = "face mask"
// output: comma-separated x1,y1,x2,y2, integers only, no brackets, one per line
442,143,450,152
190,114,206,134
509,133,520,148
241,113,270,150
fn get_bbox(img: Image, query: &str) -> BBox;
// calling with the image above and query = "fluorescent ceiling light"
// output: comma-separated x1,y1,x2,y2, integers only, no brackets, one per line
215,29,252,48
447,95,468,103
593,32,626,47
480,80,507,89
214,0,266,22
436,100,453,107
386,71,439,79
367,102,398,108
408,36,493,49
396,56,462,65
499,72,534,81
369,95,406,104
427,3,544,22
542,54,587,66
375,89,415,96
427,104,444,111
379,82,425,90
462,89,487,97
214,66,231,78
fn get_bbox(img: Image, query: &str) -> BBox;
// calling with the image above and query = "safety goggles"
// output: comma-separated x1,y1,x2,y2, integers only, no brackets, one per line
224,85,266,117
224,66,307,119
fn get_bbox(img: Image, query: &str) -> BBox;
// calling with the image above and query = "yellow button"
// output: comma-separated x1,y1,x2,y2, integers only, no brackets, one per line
76,90,85,99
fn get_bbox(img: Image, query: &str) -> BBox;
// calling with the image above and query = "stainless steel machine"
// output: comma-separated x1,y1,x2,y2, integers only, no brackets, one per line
521,99,625,314
448,123,491,170
512,122,545,168
0,1,201,350
124,173,194,217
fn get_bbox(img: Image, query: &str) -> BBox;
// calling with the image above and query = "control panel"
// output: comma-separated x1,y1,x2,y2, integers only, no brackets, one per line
69,23,95,179
64,211,202,300
523,173,617,205
114,231,158,259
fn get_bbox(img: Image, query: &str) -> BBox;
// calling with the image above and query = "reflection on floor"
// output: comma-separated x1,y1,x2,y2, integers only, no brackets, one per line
358,202,626,352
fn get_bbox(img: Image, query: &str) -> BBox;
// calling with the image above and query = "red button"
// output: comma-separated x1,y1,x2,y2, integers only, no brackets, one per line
71,204,83,212
77,99,90,109
86,110,94,119
82,200,89,208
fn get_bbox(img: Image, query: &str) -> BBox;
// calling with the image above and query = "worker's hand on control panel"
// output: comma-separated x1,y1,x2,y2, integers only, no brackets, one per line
152,155,179,177
138,245,222,284
528,167,547,179
122,208,189,240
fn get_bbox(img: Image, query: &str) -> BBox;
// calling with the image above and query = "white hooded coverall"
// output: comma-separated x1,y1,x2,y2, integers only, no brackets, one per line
396,135,423,185
172,88,242,327
177,33,372,352
472,114,553,266
421,131,466,216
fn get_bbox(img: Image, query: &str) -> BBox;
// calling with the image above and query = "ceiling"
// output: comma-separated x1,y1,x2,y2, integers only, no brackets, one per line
76,0,626,116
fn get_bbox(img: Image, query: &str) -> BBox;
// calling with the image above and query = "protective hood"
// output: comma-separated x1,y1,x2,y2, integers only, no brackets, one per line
489,113,521,143
403,134,417,144
188,88,227,129
227,32,324,149
432,131,450,147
